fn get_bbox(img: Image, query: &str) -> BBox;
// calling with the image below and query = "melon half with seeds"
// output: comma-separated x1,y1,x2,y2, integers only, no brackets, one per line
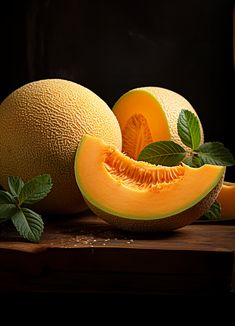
74,135,225,232
113,87,204,159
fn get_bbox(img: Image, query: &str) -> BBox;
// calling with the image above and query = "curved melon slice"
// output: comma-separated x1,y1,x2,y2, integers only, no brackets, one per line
217,182,235,220
74,135,225,232
112,87,204,160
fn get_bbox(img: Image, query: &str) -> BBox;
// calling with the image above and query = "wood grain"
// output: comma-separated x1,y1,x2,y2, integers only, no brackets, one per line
0,211,235,295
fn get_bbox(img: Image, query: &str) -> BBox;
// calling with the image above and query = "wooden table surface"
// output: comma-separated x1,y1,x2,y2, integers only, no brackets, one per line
0,211,235,296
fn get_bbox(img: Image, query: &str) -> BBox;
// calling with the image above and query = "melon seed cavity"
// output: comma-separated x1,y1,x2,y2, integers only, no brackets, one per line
122,113,153,160
104,149,185,190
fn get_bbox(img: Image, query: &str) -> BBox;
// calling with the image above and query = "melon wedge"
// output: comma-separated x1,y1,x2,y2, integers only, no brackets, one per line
74,135,225,232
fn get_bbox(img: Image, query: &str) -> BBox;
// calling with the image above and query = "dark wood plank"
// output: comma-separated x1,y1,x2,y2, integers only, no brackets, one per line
0,211,235,295
1,211,235,252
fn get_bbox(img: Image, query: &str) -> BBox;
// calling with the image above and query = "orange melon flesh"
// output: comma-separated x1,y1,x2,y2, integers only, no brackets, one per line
74,135,225,221
217,182,235,219
112,87,204,160
113,91,170,159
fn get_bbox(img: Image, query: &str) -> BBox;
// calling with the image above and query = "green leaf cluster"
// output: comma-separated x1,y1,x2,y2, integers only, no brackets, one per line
0,175,52,242
138,109,235,167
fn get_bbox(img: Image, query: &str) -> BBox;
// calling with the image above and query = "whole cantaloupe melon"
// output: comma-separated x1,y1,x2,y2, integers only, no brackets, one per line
0,79,122,214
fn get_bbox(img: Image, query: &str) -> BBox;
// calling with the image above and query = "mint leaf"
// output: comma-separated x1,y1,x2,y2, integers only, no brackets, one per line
196,142,235,166
0,190,15,204
200,201,221,220
11,207,44,242
138,141,186,166
8,176,24,197
177,109,201,150
0,191,16,223
183,155,202,167
0,174,52,242
18,174,52,205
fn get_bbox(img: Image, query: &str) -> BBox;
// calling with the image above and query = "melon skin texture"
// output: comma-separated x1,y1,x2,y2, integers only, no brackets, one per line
217,182,235,220
113,87,204,160
0,79,122,214
74,135,225,232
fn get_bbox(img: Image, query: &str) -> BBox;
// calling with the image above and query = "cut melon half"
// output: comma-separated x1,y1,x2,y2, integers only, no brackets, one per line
217,182,235,220
112,87,204,160
74,135,225,232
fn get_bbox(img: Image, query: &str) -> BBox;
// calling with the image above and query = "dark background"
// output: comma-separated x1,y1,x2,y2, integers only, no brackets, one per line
1,0,235,180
